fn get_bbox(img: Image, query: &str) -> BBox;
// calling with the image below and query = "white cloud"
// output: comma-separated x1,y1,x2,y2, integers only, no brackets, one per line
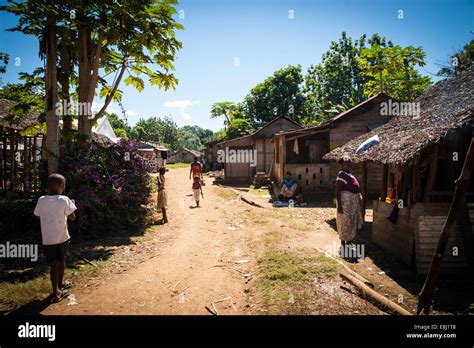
163,99,200,109
182,112,192,121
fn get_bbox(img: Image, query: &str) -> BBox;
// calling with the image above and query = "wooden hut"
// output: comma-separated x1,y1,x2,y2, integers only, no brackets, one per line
273,93,393,194
136,141,168,172
0,99,42,192
168,148,202,164
218,116,302,183
323,70,474,274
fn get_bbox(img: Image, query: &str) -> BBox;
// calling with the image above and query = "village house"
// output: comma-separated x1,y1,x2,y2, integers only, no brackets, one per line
323,69,474,274
136,141,168,172
273,93,393,197
218,116,302,183
168,148,202,164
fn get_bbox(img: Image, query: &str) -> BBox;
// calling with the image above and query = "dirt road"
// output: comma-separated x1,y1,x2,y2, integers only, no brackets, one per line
43,167,262,315
41,167,420,315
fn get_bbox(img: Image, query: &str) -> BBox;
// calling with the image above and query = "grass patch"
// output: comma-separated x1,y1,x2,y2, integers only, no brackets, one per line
0,258,108,312
215,188,239,200
166,162,190,169
256,250,340,313
249,185,271,196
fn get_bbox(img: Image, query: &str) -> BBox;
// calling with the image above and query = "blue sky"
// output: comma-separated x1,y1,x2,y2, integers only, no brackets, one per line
0,0,473,131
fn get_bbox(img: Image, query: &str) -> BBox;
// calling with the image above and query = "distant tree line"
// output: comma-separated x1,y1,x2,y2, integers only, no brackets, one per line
211,32,473,141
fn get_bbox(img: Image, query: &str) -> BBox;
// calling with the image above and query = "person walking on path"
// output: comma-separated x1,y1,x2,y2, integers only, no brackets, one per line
189,157,203,181
192,176,204,207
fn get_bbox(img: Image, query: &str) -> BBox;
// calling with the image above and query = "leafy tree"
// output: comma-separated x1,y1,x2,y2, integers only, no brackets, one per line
0,51,9,74
358,44,431,101
106,112,130,138
242,65,305,128
210,101,239,128
225,117,254,140
304,32,368,124
129,115,180,149
177,127,201,151
178,125,213,149
437,38,474,77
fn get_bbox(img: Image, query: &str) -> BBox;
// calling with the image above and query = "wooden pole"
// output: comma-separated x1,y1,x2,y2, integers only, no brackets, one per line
417,137,474,315
381,163,388,201
423,145,439,203
340,272,411,315
361,162,368,222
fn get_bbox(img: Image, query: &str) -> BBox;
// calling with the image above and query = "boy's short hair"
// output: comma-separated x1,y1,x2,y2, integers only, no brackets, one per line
285,172,292,176
48,173,66,186
159,167,166,175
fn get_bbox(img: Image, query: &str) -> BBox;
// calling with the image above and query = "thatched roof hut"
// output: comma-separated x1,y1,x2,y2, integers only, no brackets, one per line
323,69,474,164
0,99,40,131
323,70,474,275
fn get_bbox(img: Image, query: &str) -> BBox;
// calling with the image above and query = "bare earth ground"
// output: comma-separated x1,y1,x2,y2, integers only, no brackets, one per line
39,167,445,315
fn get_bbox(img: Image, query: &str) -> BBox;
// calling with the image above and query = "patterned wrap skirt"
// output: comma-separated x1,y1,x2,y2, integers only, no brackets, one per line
157,189,168,208
336,191,363,242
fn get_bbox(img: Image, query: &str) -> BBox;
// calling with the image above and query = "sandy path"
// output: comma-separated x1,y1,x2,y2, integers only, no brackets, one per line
42,168,256,315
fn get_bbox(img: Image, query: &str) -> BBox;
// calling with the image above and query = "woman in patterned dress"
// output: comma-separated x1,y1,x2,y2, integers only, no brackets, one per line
336,158,363,249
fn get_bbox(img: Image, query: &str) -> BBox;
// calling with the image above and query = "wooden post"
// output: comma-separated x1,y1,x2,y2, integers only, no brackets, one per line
361,162,368,222
381,163,388,201
417,137,474,315
423,144,439,203
401,164,413,207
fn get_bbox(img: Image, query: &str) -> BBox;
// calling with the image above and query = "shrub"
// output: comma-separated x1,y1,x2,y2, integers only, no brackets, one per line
59,137,152,238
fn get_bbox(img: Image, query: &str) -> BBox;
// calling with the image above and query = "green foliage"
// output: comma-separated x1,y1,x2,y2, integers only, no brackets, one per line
210,101,239,126
437,38,474,77
226,117,254,139
0,195,40,238
0,69,45,123
0,51,9,74
128,116,213,151
107,112,130,138
242,65,305,128
358,44,432,101
304,32,368,124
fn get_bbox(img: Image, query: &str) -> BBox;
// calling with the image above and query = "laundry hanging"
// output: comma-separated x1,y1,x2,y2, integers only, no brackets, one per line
293,138,299,154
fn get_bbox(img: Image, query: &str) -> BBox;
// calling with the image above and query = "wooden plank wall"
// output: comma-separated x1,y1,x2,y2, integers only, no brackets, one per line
372,200,471,274
415,216,469,274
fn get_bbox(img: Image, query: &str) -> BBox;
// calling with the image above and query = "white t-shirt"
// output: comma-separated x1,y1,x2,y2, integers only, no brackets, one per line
34,195,77,245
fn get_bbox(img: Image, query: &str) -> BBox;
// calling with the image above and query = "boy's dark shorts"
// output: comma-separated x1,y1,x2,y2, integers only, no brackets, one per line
43,239,70,263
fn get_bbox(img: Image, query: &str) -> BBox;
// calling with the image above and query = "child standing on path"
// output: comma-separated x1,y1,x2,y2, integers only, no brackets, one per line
157,167,168,224
192,176,204,207
34,173,77,303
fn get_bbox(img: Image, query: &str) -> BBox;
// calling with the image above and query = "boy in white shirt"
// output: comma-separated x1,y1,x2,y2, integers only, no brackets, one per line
34,173,77,303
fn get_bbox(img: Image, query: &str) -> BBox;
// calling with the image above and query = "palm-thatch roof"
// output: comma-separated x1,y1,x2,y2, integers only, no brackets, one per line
0,98,40,130
323,69,474,164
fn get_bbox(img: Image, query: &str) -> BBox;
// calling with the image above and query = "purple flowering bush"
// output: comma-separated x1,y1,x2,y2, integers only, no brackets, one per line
59,138,152,237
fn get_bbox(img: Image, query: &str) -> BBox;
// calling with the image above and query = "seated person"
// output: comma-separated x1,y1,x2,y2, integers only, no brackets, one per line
278,173,303,203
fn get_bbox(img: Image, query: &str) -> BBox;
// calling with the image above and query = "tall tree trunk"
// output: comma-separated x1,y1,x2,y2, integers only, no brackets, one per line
60,31,72,131
78,27,93,138
44,23,59,174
